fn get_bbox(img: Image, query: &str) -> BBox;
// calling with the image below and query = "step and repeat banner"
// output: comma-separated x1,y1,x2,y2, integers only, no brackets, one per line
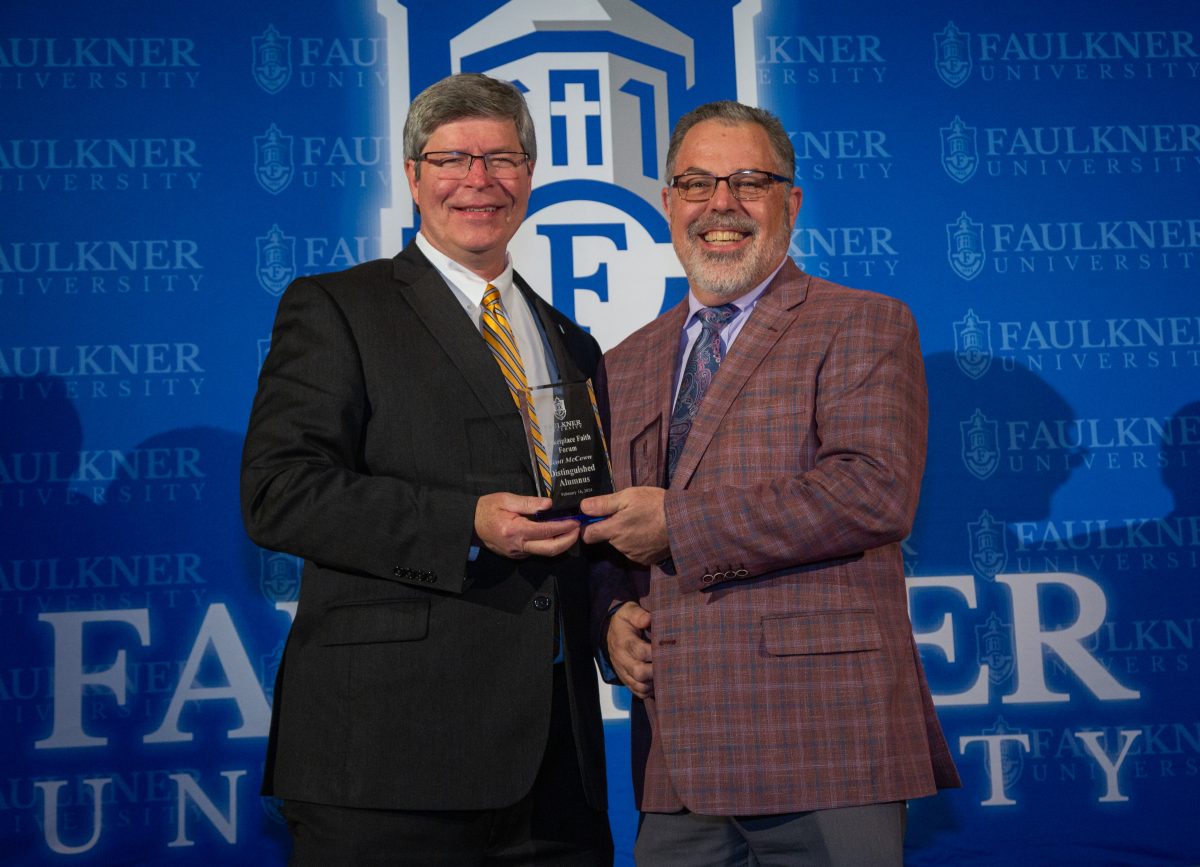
3,1,1197,864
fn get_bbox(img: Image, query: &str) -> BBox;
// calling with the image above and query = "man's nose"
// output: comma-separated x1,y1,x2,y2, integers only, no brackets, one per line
464,155,493,185
708,177,740,210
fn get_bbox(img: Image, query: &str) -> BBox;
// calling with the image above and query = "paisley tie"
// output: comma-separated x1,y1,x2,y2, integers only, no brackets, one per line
666,303,738,484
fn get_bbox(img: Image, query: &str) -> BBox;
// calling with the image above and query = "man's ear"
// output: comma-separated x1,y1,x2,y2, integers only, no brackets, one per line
787,184,803,227
405,159,421,210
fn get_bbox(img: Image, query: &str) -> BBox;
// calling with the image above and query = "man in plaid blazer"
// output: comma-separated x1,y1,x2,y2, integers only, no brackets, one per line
582,101,960,865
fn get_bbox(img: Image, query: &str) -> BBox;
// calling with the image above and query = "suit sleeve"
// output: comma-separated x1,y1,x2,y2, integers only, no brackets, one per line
663,295,927,593
587,355,640,680
240,276,480,593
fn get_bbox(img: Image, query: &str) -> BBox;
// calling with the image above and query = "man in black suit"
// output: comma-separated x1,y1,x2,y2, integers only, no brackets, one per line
241,73,613,865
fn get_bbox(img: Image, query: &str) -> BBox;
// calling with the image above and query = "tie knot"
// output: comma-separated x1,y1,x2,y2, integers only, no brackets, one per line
481,283,501,313
697,303,737,329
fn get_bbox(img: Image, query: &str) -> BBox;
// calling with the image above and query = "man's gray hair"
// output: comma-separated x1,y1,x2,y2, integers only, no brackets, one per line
403,73,537,170
664,101,794,180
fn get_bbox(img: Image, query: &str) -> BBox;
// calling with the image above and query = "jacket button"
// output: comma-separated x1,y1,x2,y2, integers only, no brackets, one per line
532,595,552,611
701,573,715,584
735,569,749,578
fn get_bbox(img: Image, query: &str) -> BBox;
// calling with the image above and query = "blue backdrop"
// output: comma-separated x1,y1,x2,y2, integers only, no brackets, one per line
3,1,1198,864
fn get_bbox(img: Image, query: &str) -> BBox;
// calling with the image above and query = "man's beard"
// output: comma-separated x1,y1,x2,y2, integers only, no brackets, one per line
675,212,791,300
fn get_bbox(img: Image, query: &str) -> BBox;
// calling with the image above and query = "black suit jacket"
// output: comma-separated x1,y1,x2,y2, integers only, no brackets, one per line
241,241,607,811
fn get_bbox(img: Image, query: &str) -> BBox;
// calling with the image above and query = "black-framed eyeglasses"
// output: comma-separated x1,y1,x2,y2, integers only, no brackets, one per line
669,170,792,202
416,151,530,179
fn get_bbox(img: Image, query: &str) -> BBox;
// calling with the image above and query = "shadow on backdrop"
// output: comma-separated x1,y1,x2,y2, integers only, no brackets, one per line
905,353,1077,858
1,376,291,863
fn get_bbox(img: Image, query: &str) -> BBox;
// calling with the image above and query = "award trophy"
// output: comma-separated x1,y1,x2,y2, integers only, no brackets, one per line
519,379,614,520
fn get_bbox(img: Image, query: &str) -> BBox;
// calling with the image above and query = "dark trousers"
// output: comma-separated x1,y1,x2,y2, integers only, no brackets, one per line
635,802,907,867
282,665,612,866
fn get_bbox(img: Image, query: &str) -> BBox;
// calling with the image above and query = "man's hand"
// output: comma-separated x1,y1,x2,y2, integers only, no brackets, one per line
579,486,670,565
474,493,580,559
608,601,654,700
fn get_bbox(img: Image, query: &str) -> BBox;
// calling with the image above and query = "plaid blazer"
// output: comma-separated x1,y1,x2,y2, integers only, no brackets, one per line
594,260,960,814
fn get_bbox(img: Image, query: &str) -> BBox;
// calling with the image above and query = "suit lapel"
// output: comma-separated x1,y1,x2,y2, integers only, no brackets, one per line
670,262,811,488
650,302,689,479
617,300,688,488
391,245,534,479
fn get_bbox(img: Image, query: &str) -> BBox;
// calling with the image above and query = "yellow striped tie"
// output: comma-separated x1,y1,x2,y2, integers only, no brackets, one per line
480,284,553,495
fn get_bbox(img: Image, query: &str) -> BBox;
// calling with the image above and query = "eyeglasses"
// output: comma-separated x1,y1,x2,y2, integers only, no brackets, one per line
669,170,792,202
416,151,530,179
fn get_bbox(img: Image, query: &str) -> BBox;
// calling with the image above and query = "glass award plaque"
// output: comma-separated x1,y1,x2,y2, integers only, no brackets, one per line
519,379,614,520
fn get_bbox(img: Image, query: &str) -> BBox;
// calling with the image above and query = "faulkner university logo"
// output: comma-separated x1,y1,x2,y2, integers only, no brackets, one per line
961,409,1000,481
975,612,1015,685
983,717,1027,792
253,25,292,94
947,211,985,281
935,22,972,87
255,123,294,194
940,115,978,183
969,509,1008,578
377,0,754,349
259,550,301,603
954,308,993,379
256,224,296,296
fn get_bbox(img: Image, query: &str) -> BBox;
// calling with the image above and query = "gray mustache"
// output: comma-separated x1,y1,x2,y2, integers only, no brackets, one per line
688,216,758,240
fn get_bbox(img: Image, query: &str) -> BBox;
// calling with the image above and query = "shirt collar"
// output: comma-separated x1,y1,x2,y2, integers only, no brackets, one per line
415,232,514,307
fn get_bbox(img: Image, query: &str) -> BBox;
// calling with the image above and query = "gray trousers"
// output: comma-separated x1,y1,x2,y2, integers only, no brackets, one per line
634,802,907,867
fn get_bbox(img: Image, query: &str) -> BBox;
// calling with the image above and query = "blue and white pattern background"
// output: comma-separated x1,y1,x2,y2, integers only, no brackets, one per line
3,1,1198,865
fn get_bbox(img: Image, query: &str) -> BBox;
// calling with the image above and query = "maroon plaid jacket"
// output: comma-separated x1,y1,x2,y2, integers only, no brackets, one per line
593,260,960,814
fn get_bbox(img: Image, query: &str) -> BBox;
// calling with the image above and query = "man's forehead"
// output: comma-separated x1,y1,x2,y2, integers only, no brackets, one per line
426,116,519,139
676,121,771,163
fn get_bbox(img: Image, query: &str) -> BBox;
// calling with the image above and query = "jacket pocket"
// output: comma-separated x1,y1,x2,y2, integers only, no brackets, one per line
317,598,430,646
761,609,881,656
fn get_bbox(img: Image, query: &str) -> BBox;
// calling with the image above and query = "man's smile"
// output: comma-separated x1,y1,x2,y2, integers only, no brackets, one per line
689,216,758,254
701,228,748,245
